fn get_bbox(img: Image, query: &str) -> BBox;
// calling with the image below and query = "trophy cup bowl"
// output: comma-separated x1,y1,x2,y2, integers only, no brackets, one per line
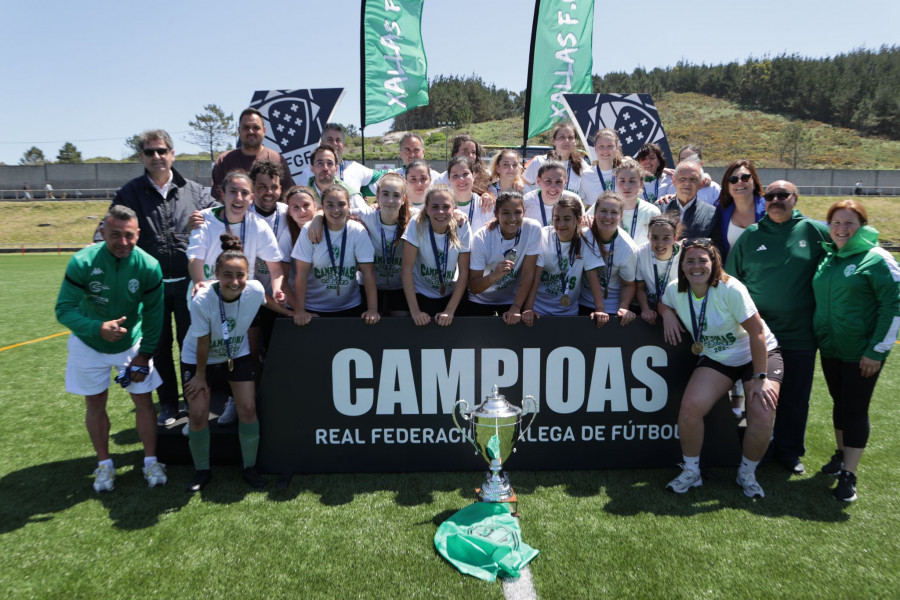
453,385,537,509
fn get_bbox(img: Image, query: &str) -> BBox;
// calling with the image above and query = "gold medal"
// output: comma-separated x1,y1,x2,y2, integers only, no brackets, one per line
440,284,446,296
228,358,234,371
560,295,571,307
691,342,704,355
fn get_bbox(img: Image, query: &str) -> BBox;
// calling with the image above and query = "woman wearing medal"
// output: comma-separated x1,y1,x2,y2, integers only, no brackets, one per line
401,185,471,326
523,121,588,198
522,195,607,325
580,191,638,324
447,156,492,232
579,128,622,207
658,238,782,499
351,172,414,316
523,160,580,227
468,191,541,323
636,143,675,205
182,235,293,493
635,212,682,325
291,185,380,326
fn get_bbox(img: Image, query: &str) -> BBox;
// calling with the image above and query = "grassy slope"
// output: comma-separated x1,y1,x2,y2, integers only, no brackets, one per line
3,195,898,247
343,92,900,169
1,255,898,599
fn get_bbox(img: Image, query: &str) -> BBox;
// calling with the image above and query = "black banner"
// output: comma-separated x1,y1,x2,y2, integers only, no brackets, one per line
257,317,740,473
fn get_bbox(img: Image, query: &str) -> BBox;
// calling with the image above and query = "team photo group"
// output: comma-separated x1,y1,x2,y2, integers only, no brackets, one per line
57,107,900,503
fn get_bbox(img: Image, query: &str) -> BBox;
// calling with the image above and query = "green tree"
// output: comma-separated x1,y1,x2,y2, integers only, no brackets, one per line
20,146,46,165
56,142,83,164
185,104,235,160
778,122,812,168
124,134,142,160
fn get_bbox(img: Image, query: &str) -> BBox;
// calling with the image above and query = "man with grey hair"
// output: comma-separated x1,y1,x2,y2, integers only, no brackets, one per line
111,129,217,426
663,157,715,238
725,180,831,475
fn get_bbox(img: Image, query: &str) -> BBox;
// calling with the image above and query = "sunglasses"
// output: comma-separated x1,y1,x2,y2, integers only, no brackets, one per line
681,238,712,249
764,192,794,202
142,148,170,157
728,173,752,184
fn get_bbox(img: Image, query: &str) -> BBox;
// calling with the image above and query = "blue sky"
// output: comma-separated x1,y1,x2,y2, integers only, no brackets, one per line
1,0,897,164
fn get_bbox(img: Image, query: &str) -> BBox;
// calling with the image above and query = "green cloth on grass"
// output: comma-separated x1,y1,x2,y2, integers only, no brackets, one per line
434,502,539,582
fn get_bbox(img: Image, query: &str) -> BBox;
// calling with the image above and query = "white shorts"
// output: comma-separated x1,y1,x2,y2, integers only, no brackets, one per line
65,335,162,396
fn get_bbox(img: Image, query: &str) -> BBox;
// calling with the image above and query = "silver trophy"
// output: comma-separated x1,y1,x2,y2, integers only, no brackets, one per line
453,385,537,506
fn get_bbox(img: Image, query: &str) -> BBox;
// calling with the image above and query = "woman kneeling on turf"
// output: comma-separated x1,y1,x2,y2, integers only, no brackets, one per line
659,239,781,499
182,234,293,493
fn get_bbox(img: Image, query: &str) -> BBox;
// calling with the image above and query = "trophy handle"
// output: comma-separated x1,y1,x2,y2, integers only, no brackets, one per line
517,395,538,443
452,399,478,451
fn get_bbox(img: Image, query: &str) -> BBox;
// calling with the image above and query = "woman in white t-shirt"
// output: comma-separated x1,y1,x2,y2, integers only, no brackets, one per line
401,185,471,326
523,121,588,198
483,149,525,202
404,159,432,210
522,195,607,325
182,235,293,493
187,170,285,302
448,156,491,233
581,191,638,322
291,185,380,325
658,239,782,499
602,157,661,247
635,212,682,325
636,143,675,205
579,128,622,206
523,160,581,227
467,191,541,323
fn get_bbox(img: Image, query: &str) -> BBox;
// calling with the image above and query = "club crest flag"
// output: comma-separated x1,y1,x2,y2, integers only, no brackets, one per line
362,0,429,126
247,88,344,180
562,93,675,166
525,0,594,139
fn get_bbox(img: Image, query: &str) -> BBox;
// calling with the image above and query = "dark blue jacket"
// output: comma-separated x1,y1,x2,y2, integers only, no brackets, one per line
711,193,766,259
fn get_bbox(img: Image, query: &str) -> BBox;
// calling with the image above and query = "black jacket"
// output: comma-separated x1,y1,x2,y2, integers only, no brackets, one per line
111,168,218,280
665,197,716,239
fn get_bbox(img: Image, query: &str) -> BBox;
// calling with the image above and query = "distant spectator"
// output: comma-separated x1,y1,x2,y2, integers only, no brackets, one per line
22,183,31,200
44,181,54,199
854,180,863,195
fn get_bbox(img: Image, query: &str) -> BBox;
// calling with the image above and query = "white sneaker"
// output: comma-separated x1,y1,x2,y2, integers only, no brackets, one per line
143,462,168,487
182,422,189,437
666,464,702,493
218,397,237,425
92,464,115,493
737,469,765,498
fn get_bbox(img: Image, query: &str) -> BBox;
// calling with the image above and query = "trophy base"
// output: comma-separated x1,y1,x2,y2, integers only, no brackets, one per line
475,488,519,517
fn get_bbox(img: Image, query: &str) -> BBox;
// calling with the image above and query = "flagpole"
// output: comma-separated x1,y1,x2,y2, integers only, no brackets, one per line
360,0,367,165
522,0,542,157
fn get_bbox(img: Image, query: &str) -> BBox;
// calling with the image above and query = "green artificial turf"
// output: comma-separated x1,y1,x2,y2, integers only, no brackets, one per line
1,255,897,599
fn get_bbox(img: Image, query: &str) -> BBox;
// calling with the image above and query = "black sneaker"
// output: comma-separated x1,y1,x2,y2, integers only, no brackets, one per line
820,450,844,476
157,405,178,426
243,467,268,490
186,469,212,493
834,470,857,502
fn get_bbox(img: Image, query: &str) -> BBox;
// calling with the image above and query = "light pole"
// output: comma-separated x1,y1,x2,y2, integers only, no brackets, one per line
437,120,456,164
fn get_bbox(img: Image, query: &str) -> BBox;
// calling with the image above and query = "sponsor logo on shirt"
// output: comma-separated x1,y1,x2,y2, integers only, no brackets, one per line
844,264,857,277
91,268,104,275
756,245,767,252
128,279,140,294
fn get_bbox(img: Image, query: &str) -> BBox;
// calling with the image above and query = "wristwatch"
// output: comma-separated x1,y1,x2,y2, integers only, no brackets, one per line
753,372,767,380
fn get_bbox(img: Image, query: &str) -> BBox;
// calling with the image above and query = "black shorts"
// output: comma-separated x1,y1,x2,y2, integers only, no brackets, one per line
364,288,409,315
696,347,784,384
182,354,255,387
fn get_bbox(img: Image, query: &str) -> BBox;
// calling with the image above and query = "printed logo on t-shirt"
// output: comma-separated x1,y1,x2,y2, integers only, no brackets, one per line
256,256,269,275
844,264,857,278
421,250,452,290
375,254,401,279
128,279,140,294
700,332,737,353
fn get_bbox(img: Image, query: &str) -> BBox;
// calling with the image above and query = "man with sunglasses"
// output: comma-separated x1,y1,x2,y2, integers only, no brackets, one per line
111,129,218,426
725,180,831,475
663,157,715,238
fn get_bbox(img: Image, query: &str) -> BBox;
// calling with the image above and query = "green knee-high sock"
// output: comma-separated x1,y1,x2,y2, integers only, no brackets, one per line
239,420,260,469
188,427,211,470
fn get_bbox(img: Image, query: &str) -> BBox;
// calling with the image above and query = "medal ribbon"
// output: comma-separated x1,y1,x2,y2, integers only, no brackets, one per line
379,211,399,278
651,252,675,305
688,291,709,345
627,200,640,239
596,165,616,192
428,221,450,294
323,224,348,295
554,232,577,296
642,177,660,203
538,191,549,226
600,234,616,299
216,284,240,367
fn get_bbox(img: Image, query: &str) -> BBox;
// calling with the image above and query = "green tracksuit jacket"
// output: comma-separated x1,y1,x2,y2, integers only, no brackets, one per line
725,210,830,351
812,226,900,362
55,242,164,355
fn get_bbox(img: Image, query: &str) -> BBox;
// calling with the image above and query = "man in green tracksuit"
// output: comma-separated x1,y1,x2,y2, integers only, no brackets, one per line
55,205,166,493
725,180,831,475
